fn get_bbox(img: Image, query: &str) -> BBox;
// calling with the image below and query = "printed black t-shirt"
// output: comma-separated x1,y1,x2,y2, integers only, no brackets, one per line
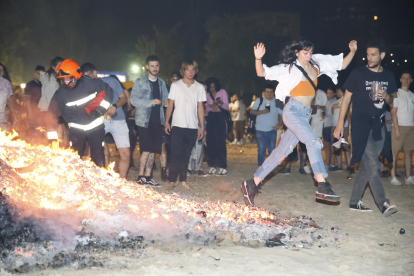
149,79,161,126
343,65,398,118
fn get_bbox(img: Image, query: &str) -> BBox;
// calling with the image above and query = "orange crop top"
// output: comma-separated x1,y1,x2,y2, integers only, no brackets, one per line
290,67,318,97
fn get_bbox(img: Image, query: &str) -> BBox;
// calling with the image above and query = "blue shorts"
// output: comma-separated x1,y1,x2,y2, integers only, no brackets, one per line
323,127,331,143
104,119,130,148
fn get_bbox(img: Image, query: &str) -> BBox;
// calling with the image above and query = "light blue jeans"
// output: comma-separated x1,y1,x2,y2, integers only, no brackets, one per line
255,98,327,180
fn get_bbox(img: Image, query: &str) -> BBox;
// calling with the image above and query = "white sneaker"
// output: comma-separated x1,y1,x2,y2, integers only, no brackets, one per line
230,139,238,145
216,168,227,176
208,167,216,175
405,176,414,185
390,177,401,186
303,165,311,174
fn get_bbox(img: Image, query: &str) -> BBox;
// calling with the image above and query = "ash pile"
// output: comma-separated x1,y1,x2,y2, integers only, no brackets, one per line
0,132,339,272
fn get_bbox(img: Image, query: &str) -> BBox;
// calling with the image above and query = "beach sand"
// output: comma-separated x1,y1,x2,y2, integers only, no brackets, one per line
29,143,414,276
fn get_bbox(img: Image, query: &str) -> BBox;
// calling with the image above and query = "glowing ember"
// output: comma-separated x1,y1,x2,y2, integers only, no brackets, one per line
0,130,314,242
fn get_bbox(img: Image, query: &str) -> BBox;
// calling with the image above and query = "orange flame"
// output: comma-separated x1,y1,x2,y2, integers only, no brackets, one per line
0,130,285,236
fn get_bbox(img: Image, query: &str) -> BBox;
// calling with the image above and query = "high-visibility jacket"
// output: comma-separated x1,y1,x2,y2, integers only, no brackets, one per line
47,76,113,138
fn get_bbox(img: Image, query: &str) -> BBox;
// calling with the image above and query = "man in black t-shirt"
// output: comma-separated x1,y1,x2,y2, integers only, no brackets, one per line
130,55,169,187
334,39,398,217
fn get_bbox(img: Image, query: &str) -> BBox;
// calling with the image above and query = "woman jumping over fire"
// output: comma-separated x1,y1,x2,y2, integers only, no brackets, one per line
241,38,357,206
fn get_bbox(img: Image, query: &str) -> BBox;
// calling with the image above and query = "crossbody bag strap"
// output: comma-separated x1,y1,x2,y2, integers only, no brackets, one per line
257,97,264,110
209,91,226,113
294,64,317,92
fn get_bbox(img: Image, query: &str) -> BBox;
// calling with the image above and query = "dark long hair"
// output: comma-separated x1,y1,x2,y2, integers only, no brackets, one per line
46,56,64,80
109,74,126,90
0,63,11,82
279,37,319,72
205,77,222,93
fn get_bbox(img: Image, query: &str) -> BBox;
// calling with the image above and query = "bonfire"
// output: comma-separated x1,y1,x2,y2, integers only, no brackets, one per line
0,130,319,271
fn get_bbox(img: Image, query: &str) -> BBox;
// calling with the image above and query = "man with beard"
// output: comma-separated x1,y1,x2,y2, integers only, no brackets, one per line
130,55,169,187
334,39,398,216
47,59,113,167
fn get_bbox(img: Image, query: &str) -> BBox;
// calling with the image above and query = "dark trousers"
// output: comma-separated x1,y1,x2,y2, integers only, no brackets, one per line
126,119,138,166
233,120,244,141
350,127,389,209
69,126,105,167
206,112,227,168
168,127,198,182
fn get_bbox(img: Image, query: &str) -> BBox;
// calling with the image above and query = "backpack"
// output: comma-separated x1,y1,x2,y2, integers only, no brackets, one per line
247,97,264,134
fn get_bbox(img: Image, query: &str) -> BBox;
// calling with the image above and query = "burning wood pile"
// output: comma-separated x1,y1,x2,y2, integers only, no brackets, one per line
0,131,325,272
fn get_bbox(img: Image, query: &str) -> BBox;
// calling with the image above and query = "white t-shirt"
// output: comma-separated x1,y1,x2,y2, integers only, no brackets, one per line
311,89,328,135
332,97,349,127
168,80,206,129
393,89,414,126
323,98,337,127
0,77,13,123
229,100,245,121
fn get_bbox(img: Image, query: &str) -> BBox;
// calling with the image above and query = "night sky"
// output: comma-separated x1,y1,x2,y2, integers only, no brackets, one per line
2,0,413,88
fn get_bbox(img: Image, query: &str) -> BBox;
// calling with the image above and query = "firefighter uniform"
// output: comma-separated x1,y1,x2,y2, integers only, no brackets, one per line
47,76,113,167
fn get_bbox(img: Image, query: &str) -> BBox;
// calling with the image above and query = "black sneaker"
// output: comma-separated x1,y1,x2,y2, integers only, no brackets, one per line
136,176,148,186
241,179,260,207
329,166,343,172
145,178,161,188
299,167,306,175
279,167,291,175
381,202,397,217
350,200,372,212
315,182,340,202
196,170,208,177
380,170,390,178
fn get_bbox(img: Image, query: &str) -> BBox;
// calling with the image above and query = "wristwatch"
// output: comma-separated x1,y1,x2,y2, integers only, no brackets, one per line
112,103,118,109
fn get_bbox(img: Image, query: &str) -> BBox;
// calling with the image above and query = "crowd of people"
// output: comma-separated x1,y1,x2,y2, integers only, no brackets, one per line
0,37,412,217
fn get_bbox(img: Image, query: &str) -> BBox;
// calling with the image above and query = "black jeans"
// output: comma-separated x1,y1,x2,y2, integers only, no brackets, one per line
206,112,227,168
126,119,138,166
350,127,389,209
168,127,198,182
69,126,105,167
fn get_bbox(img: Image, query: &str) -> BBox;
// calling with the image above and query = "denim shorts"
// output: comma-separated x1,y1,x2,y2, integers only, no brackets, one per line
104,119,130,148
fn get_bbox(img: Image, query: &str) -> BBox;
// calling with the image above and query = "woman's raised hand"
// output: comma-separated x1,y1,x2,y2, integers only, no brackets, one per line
349,40,357,53
254,43,266,59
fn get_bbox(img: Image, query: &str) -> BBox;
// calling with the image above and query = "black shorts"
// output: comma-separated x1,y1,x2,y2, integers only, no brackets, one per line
138,124,164,154
323,127,331,143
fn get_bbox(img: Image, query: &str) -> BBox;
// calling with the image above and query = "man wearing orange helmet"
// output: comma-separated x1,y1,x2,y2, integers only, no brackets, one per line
47,59,114,167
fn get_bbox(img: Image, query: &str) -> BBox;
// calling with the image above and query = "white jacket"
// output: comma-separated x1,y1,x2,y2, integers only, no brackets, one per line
263,54,343,102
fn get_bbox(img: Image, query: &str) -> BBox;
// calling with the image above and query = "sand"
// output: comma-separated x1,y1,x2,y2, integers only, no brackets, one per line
27,143,414,276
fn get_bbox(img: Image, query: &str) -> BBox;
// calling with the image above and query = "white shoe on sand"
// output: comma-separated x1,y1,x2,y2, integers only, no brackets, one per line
405,176,414,185
390,177,401,186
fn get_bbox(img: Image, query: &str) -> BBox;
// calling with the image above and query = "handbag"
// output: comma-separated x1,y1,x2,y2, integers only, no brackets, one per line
209,91,233,131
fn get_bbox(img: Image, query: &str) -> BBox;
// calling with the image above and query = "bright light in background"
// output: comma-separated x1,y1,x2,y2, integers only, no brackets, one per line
392,60,394,63
20,83,26,89
390,53,393,56
405,60,407,62
132,65,139,72
362,58,365,60
374,16,378,20
142,67,145,70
